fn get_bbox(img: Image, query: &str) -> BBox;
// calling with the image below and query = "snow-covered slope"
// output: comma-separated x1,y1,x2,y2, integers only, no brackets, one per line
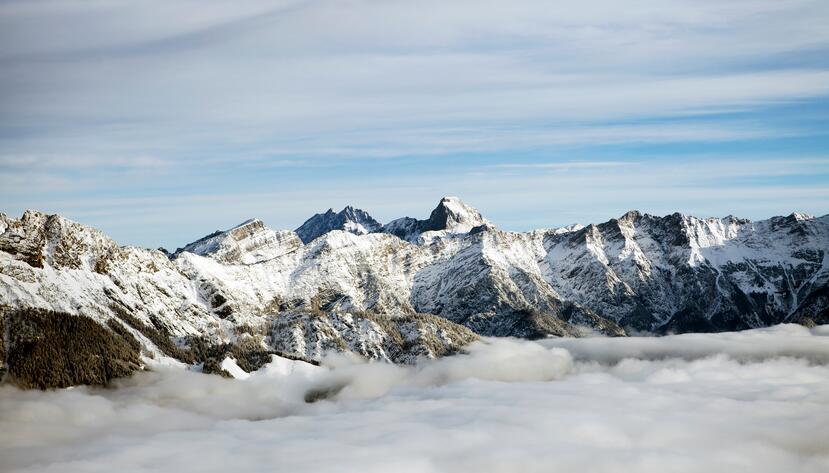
174,218,302,264
2,198,828,387
539,211,829,331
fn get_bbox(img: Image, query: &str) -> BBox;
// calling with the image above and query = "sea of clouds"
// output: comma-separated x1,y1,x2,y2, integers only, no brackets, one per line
2,324,829,473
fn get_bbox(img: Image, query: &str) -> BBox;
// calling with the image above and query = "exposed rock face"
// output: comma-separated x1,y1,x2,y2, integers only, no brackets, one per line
0,210,121,271
270,311,479,363
295,206,383,244
1,199,828,388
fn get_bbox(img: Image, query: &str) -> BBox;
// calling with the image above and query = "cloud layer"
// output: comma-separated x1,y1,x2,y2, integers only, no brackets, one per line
2,324,829,473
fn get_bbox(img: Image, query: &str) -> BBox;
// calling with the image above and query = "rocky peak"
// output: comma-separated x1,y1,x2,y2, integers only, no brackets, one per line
227,218,267,239
722,215,751,226
762,212,821,238
551,223,585,235
0,210,119,270
423,196,488,233
790,212,814,222
295,205,383,244
619,210,642,223
384,196,490,242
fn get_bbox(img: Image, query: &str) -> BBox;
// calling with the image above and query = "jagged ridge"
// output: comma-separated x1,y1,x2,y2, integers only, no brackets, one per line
2,198,828,388
295,206,383,244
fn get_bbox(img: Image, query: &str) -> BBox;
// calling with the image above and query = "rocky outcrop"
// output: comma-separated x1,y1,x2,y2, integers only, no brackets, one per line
270,311,479,363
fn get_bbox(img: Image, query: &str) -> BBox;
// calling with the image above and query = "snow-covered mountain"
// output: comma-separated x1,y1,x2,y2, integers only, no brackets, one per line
295,206,383,244
383,196,490,242
2,198,828,387
295,197,488,244
174,218,303,264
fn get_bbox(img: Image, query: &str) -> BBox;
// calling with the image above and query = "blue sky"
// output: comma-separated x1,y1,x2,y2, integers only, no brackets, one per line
1,0,829,249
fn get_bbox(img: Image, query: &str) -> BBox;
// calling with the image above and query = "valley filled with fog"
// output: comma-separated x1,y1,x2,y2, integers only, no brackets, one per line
3,324,829,473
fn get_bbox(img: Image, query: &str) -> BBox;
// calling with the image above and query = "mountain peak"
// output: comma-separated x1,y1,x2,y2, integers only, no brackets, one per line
383,196,489,242
231,218,263,230
0,209,117,270
175,218,301,264
619,210,642,222
295,206,382,244
790,212,814,222
425,196,488,233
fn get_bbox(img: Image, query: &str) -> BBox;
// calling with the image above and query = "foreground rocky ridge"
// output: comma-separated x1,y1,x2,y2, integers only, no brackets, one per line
1,198,828,387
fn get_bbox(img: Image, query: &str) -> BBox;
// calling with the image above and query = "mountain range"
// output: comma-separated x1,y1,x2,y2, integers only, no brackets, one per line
2,196,827,388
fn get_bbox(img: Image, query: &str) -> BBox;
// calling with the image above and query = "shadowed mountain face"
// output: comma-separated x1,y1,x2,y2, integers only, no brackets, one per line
295,206,383,244
539,211,828,332
295,197,488,244
1,198,828,387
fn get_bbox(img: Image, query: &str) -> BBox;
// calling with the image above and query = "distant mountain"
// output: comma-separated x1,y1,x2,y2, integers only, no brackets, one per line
295,206,382,244
175,218,302,264
384,196,490,242
294,197,488,244
2,198,828,388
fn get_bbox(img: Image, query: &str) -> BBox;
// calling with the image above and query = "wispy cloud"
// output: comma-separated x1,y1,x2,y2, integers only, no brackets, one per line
1,0,828,246
0,154,169,170
491,161,634,170
2,1,828,151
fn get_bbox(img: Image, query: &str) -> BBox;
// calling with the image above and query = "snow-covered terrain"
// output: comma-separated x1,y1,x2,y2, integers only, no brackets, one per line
2,325,828,473
1,197,828,386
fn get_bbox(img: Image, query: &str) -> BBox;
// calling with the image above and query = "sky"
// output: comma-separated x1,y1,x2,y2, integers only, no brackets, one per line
1,0,829,249
3,325,829,472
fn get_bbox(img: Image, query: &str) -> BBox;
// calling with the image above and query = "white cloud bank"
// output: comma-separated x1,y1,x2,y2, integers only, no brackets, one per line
2,324,829,473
